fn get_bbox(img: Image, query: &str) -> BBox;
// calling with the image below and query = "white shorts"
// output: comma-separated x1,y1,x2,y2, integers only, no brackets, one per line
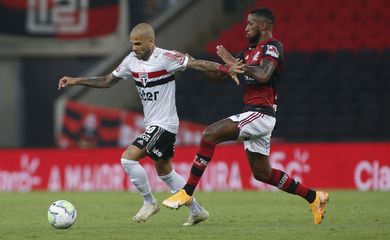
228,111,276,155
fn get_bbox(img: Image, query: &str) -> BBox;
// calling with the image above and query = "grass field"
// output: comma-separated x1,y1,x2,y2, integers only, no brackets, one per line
1,191,389,240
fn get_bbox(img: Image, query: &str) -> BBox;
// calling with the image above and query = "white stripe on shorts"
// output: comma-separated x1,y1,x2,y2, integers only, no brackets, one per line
238,112,263,129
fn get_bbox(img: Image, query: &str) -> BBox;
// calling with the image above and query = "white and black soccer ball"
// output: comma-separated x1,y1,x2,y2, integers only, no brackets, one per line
47,200,77,229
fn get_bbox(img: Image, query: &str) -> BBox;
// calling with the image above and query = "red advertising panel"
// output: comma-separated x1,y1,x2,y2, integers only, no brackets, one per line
1,143,390,192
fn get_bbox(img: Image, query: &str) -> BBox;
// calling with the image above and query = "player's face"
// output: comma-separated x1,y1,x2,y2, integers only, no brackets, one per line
130,34,154,60
245,14,261,45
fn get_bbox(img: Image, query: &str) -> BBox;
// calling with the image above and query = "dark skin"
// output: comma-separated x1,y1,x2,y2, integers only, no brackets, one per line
197,13,278,182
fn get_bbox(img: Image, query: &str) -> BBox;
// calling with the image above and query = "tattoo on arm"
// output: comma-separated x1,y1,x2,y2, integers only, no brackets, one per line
76,74,123,88
243,58,275,84
187,59,227,80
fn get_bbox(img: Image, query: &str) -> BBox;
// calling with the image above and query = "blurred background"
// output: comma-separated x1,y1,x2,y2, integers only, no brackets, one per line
0,0,389,149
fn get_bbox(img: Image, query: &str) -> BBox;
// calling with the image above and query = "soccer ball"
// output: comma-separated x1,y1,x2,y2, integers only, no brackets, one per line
47,200,77,229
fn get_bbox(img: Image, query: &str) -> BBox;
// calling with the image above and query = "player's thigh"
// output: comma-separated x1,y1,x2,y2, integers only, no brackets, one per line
231,112,276,142
122,144,147,160
246,150,271,181
203,118,240,143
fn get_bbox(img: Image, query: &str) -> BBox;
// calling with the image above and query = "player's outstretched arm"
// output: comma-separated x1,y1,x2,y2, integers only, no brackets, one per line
58,73,124,90
187,58,243,85
172,51,243,84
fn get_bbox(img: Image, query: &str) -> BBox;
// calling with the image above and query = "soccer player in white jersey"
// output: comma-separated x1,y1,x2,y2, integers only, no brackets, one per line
57,23,224,226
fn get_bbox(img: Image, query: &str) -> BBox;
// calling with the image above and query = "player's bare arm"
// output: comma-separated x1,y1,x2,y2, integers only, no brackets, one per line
241,58,275,84
172,50,242,84
58,73,124,90
187,58,243,85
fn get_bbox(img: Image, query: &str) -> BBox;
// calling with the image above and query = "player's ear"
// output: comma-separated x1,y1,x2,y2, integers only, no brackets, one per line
149,38,155,48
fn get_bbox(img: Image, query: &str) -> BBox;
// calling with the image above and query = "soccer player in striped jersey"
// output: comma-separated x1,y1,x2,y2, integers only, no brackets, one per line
163,8,329,225
58,23,242,226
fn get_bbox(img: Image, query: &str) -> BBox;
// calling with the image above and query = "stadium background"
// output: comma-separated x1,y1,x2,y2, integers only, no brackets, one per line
0,0,389,192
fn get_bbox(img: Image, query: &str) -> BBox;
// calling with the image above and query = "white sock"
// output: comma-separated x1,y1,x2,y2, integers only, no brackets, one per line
121,158,155,205
159,170,203,213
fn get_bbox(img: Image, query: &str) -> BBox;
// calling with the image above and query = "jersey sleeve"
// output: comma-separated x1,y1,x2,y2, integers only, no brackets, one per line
112,55,132,78
262,43,283,67
161,50,189,73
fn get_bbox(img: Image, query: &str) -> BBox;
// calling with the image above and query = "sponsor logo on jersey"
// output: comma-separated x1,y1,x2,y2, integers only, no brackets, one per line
265,45,279,58
140,90,159,101
162,52,185,65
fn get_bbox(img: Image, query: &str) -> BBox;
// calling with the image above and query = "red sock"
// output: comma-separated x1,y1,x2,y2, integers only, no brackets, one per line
266,168,316,203
183,139,216,195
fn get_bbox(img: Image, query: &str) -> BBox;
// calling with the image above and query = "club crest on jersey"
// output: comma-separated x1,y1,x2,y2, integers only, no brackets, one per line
140,72,148,86
265,45,279,58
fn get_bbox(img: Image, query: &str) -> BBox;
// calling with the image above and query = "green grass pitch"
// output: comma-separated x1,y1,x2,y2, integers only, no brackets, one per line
1,191,389,240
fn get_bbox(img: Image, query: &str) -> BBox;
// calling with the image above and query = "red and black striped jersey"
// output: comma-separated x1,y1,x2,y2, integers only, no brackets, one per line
238,37,284,113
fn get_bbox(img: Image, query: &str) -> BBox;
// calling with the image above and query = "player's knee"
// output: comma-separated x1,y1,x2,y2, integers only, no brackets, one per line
202,127,218,143
121,147,138,160
253,171,271,183
155,159,173,176
156,165,171,176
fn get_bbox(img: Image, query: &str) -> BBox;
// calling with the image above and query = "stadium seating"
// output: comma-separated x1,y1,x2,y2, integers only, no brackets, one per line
178,0,389,141
206,0,390,54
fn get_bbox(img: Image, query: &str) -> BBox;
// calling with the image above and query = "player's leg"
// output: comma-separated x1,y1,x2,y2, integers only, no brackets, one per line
149,128,209,226
156,158,209,226
163,118,239,209
121,131,159,222
246,150,329,223
246,150,317,201
242,113,329,224
183,118,239,196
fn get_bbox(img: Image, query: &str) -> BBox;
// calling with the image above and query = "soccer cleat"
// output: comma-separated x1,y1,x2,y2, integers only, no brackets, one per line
132,202,160,223
183,208,209,227
310,191,329,224
162,189,193,209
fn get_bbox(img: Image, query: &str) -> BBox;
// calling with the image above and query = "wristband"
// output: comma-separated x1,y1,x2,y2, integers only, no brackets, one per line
218,64,230,74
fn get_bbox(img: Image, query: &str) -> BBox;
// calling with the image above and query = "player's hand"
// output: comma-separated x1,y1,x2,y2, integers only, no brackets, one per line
228,61,244,85
216,45,238,65
58,76,76,90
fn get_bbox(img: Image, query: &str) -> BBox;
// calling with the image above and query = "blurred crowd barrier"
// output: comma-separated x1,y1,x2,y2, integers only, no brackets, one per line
58,100,205,148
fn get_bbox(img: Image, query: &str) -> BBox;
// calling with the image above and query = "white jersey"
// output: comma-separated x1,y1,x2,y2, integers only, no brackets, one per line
112,47,188,134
